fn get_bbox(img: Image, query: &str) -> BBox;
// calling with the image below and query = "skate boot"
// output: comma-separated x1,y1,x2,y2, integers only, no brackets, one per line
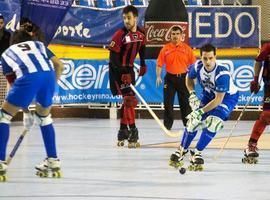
188,150,204,171
169,147,188,168
128,127,140,148
0,161,7,182
242,142,259,164
117,129,130,147
35,158,62,178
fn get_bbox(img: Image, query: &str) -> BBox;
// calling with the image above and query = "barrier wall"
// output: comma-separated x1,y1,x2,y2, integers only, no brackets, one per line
54,59,262,106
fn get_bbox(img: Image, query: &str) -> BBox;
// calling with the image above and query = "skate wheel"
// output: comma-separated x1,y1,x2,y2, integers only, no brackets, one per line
188,165,194,171
52,171,62,178
197,165,203,171
169,161,184,168
254,159,258,164
36,171,48,178
135,142,140,148
169,161,176,168
242,158,246,164
117,141,125,147
128,143,134,148
127,142,140,148
0,175,7,182
169,161,178,168
248,159,254,164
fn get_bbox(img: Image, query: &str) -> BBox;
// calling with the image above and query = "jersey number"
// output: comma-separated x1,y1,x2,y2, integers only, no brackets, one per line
17,44,31,51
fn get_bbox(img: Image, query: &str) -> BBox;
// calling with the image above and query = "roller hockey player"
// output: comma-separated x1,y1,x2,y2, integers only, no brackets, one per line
108,6,147,148
242,43,270,164
169,44,239,171
0,30,63,181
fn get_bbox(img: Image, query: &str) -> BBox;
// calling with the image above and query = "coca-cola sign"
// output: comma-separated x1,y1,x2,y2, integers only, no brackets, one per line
145,21,189,47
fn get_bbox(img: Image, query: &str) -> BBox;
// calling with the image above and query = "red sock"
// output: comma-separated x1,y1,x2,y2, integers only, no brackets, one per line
250,119,267,142
124,107,135,125
120,107,128,125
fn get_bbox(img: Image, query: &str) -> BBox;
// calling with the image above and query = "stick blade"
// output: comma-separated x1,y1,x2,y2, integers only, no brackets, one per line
165,130,183,138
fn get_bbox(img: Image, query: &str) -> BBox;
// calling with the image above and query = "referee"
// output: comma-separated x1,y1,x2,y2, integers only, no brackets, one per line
156,26,196,129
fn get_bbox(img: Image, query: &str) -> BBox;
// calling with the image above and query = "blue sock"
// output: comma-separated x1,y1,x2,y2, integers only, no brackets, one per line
0,123,10,161
181,128,197,149
40,124,57,158
196,128,217,151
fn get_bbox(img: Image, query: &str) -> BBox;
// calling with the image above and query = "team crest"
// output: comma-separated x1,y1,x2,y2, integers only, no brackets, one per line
109,41,115,48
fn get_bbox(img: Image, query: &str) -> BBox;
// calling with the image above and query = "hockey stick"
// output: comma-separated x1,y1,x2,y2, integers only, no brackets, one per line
213,92,255,161
6,129,29,165
178,131,189,174
130,84,183,138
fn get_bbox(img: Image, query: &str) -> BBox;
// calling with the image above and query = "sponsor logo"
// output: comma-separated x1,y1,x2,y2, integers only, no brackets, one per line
54,22,91,39
58,60,142,90
145,22,188,46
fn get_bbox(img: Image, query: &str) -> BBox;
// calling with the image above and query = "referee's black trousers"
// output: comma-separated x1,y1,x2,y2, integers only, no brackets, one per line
163,73,191,129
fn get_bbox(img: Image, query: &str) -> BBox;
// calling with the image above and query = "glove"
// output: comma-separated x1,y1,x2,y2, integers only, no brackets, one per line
121,74,132,84
139,65,147,76
23,112,34,131
186,108,204,122
188,90,200,111
250,76,260,94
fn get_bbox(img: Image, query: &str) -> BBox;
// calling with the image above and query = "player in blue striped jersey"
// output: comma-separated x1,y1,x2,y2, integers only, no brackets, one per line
0,30,64,180
169,44,239,169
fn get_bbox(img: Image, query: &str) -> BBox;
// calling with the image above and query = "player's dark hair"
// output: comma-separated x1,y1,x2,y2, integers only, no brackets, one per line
0,15,4,20
200,43,216,56
171,26,183,33
20,17,31,25
123,5,138,17
20,17,33,32
11,30,32,45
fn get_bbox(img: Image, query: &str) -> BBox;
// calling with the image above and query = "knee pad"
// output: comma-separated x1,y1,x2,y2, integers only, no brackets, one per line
35,113,53,126
0,110,12,124
186,118,201,132
123,96,138,108
205,116,224,133
259,111,270,125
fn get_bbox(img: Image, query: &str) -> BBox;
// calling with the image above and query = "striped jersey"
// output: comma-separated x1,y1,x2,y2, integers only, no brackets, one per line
108,26,145,67
1,41,55,78
188,60,238,100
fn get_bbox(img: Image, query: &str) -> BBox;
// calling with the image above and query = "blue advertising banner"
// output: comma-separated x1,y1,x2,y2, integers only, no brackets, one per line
53,59,263,106
0,4,259,48
53,59,162,104
215,59,263,106
52,7,146,47
52,6,259,48
21,0,74,45
0,1,20,32
188,6,260,48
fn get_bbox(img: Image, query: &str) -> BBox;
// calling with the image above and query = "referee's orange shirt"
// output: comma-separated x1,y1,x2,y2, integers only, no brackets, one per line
157,42,196,74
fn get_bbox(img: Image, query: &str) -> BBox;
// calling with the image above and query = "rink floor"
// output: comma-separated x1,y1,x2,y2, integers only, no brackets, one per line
1,118,270,200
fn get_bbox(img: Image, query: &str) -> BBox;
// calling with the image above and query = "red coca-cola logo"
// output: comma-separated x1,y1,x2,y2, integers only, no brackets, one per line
147,25,168,42
145,22,188,47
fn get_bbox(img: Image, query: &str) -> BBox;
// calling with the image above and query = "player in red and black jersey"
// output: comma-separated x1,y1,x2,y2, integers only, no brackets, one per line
243,43,270,163
108,5,147,148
